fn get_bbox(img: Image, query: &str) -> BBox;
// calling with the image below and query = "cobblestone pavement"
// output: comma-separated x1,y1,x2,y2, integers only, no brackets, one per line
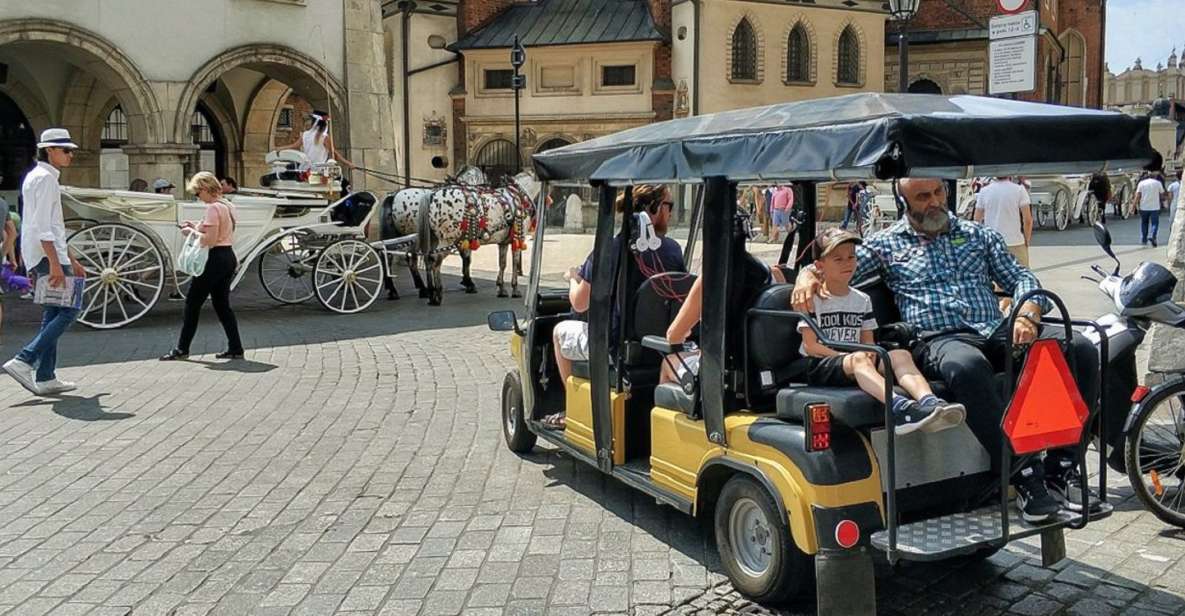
0,219,1181,615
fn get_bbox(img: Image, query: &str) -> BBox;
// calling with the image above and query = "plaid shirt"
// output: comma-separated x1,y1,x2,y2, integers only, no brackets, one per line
851,217,1045,337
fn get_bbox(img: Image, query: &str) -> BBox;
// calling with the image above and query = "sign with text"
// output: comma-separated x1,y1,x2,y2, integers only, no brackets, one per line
990,10,1037,40
989,36,1036,94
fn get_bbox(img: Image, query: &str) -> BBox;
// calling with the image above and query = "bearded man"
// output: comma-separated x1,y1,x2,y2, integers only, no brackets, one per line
792,178,1100,523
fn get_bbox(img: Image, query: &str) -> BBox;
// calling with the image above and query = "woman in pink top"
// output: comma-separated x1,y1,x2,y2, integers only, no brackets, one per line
768,184,795,243
161,172,244,361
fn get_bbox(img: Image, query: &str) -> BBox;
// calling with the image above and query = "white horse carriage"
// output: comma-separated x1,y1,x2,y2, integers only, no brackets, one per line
61,151,416,329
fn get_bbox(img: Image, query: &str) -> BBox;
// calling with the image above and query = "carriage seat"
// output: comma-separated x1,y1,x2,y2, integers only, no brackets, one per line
331,192,376,227
568,272,698,386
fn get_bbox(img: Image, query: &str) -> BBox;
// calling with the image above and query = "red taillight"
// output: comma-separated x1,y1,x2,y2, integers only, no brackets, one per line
804,403,831,452
835,519,860,549
1132,386,1151,403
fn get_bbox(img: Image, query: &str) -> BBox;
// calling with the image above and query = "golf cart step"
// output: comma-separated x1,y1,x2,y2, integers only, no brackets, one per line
869,501,1113,562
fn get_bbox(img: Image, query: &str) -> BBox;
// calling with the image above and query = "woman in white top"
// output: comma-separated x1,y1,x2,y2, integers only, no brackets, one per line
275,112,353,168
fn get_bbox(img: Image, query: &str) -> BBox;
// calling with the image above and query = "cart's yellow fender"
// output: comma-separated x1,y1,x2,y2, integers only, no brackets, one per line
651,409,883,555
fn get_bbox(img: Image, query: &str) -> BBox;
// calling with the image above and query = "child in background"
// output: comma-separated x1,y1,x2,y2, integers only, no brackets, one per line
797,228,966,435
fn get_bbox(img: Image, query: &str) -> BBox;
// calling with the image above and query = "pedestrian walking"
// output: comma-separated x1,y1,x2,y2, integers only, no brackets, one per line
160,172,244,361
2,128,85,395
1169,172,1181,222
769,184,794,244
1134,172,1166,247
973,176,1033,266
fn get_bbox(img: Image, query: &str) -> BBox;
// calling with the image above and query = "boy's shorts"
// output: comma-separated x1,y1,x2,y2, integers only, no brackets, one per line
800,355,856,387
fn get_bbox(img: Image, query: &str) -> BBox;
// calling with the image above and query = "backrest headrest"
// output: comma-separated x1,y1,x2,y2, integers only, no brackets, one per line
746,284,801,377
856,277,900,326
631,272,698,341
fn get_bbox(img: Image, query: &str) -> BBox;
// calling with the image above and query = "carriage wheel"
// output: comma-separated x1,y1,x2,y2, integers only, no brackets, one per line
258,232,317,304
1054,189,1071,231
313,238,384,314
862,204,881,236
67,223,165,329
957,196,977,221
1084,194,1101,226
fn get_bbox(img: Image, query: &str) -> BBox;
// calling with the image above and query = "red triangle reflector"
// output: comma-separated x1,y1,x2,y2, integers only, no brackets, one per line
1002,339,1090,455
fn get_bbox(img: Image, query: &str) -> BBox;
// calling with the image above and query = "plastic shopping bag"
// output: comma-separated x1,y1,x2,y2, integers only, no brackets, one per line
177,232,209,277
33,275,85,309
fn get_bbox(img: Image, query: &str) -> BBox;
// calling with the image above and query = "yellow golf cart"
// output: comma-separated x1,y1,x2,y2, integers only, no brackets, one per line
488,93,1160,615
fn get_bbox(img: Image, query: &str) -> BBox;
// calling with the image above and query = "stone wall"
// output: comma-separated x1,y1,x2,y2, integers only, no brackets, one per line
885,41,987,95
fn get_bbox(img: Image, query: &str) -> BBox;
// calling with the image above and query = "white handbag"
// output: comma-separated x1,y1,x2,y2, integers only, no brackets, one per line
177,231,209,277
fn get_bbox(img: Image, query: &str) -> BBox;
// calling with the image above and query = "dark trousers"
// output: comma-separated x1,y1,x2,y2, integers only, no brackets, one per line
913,323,1098,475
177,247,243,354
1140,210,1161,243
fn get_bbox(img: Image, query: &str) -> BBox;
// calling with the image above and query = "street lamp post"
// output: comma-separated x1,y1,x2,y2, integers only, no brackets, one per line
889,0,921,93
510,35,526,174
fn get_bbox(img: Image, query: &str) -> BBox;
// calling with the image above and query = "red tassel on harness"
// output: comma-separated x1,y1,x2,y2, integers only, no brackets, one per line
469,239,481,251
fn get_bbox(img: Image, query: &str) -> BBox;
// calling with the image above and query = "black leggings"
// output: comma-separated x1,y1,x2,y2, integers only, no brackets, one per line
177,247,243,354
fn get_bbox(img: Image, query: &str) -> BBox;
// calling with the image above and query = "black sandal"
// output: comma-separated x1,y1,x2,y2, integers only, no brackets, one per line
215,351,245,360
541,413,566,430
159,349,188,361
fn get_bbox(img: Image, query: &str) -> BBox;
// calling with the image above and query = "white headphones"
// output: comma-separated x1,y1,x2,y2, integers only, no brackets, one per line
634,212,662,252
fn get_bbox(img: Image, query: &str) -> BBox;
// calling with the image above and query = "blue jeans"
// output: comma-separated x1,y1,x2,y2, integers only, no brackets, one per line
15,259,79,382
1140,210,1161,243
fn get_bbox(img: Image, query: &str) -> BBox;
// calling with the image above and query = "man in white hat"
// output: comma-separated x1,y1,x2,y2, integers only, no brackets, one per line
3,128,85,395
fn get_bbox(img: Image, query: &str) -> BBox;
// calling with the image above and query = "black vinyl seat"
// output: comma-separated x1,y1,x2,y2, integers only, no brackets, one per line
655,382,696,415
777,387,883,429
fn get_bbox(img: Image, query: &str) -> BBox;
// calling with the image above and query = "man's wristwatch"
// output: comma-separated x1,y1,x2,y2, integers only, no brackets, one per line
1018,310,1041,326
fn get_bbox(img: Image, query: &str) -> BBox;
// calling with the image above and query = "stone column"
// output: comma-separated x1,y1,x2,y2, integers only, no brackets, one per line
1149,187,1185,375
343,0,399,192
122,143,200,196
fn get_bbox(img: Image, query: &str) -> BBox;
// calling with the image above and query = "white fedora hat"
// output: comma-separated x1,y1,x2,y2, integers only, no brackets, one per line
36,128,79,150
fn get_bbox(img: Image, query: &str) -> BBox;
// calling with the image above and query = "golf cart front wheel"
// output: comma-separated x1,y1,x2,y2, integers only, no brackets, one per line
502,372,536,453
715,475,810,604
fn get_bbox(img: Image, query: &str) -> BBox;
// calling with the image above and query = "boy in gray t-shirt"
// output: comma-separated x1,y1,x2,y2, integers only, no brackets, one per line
796,228,965,435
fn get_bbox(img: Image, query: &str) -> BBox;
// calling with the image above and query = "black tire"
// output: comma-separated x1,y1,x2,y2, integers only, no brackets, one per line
502,372,536,453
714,475,811,604
1125,384,1185,528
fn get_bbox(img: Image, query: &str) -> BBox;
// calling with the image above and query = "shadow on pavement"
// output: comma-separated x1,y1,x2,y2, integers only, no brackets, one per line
10,392,133,421
191,358,278,373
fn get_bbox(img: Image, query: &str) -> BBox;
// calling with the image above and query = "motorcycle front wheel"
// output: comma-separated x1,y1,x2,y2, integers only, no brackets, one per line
1126,382,1185,528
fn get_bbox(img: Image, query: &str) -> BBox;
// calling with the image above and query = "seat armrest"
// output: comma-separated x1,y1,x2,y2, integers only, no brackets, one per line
642,335,676,354
875,322,918,350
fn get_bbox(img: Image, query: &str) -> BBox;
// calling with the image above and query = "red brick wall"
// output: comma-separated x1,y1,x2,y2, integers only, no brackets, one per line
649,0,670,30
1059,0,1105,108
912,0,1035,31
459,0,517,33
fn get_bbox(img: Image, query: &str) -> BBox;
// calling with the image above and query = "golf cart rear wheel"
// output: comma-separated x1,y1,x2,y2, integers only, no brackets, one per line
502,372,536,453
715,476,809,604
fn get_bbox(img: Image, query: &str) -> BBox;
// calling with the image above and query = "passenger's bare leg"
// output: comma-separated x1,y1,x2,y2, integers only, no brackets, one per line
554,331,573,382
884,349,935,401
843,352,889,403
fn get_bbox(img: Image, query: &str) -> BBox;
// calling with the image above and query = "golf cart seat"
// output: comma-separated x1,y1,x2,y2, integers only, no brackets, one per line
569,272,698,385
655,382,696,416
776,387,882,428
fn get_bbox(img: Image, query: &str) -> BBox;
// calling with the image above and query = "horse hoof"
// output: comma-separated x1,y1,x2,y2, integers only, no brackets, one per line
428,299,441,306
465,287,478,294
512,291,521,298
497,290,508,298
388,292,400,301
418,289,430,299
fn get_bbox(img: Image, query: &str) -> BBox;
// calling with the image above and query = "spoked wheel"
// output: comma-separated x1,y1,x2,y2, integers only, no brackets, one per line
715,476,811,603
67,223,165,329
313,238,384,314
259,232,318,304
1082,193,1101,226
1126,388,1185,528
1054,189,1071,231
957,196,977,221
861,204,881,236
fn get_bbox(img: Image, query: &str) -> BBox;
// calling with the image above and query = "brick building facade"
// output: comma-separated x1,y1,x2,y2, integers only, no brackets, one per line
886,0,1105,108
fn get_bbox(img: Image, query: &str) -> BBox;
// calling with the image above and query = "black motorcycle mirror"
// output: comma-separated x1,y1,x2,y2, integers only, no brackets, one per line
1093,222,1121,275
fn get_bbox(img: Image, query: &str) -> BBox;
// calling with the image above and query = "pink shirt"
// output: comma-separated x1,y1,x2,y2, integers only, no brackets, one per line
197,201,236,247
771,186,794,211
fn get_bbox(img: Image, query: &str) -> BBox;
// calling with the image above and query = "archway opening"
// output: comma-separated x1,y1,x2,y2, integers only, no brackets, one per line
475,139,520,186
536,138,578,227
908,79,942,94
0,91,34,194
191,102,225,179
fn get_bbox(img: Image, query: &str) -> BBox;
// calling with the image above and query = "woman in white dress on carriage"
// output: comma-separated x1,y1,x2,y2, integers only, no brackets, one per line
274,111,353,169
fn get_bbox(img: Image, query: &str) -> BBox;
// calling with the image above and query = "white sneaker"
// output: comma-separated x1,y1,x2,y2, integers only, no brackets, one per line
35,379,76,395
3,358,38,394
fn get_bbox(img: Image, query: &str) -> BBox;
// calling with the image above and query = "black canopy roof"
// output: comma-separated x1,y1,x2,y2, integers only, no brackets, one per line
531,93,1160,184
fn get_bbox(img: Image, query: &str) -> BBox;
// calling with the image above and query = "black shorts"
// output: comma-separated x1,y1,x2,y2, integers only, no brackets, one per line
800,355,857,387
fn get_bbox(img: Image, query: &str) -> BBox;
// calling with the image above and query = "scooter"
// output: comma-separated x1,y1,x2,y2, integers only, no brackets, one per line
1082,223,1185,527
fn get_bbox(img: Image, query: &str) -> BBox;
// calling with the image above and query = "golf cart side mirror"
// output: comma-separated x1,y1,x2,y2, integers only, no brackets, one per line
1092,222,1120,273
487,310,522,334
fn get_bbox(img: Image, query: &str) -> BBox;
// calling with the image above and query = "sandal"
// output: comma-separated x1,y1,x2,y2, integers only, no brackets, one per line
541,413,566,430
159,349,188,361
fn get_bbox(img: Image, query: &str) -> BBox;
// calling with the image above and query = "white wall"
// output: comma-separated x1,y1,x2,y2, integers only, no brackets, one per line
1,0,346,81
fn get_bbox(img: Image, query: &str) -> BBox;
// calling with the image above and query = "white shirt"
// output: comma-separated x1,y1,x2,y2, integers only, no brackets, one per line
1137,178,1165,212
975,179,1030,247
301,129,329,164
20,161,70,268
1170,181,1181,210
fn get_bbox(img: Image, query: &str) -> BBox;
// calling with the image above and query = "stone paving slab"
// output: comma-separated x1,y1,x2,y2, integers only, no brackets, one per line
0,219,1178,615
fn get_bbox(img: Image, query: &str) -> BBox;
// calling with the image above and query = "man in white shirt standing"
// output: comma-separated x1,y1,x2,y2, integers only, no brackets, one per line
974,176,1033,266
1134,172,1166,247
2,128,85,395
1168,172,1181,223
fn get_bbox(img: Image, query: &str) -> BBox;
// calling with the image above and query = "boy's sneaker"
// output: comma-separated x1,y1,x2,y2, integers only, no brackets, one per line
1046,458,1103,513
1015,464,1061,523
3,358,38,394
917,398,966,433
893,402,940,435
35,379,76,395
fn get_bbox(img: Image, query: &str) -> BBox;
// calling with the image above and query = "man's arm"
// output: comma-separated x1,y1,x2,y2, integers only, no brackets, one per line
666,276,702,344
568,270,591,313
1019,204,1033,246
973,206,985,223
983,226,1046,314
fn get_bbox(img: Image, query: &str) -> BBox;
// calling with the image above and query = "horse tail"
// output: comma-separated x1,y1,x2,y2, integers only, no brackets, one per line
415,189,435,257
